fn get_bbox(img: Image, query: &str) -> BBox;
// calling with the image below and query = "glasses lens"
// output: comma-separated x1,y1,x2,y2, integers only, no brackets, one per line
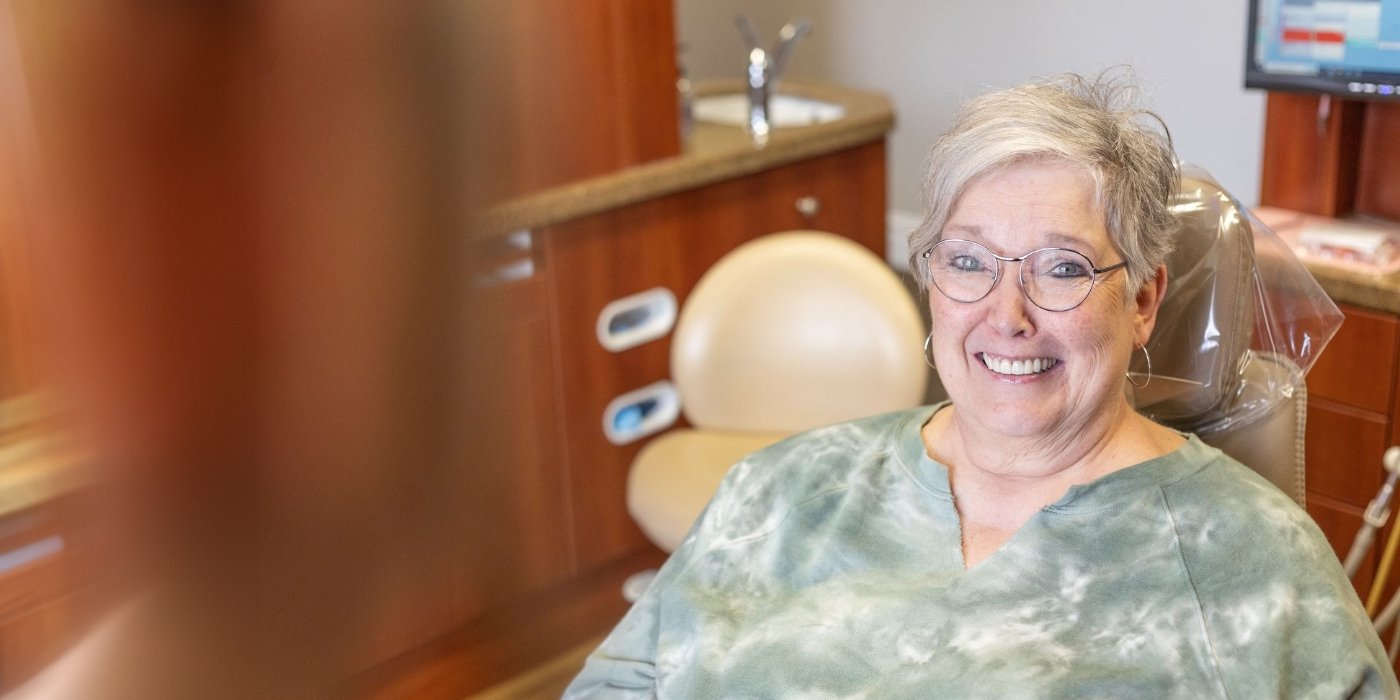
927,240,997,302
1023,248,1095,311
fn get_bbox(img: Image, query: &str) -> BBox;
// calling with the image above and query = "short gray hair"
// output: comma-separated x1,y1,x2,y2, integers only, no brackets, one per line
908,71,1179,296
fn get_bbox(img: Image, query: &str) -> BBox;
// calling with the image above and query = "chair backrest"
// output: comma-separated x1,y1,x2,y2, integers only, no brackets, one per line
1133,173,1307,506
672,231,928,433
1203,352,1307,506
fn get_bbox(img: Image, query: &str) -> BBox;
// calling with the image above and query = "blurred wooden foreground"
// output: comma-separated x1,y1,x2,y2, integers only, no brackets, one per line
0,2,592,696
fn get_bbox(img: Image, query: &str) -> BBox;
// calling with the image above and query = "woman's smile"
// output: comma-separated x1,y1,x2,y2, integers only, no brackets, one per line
977,352,1060,378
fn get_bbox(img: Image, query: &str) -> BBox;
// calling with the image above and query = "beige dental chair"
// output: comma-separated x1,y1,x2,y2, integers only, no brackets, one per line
627,232,928,551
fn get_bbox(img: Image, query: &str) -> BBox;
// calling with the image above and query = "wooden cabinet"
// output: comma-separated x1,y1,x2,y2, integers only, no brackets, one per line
1303,304,1400,600
1259,92,1400,593
0,494,107,690
541,142,887,574
344,140,889,698
1301,303,1400,683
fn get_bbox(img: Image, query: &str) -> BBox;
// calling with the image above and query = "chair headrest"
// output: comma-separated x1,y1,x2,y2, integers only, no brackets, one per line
1134,168,1342,435
1132,172,1257,433
672,231,928,433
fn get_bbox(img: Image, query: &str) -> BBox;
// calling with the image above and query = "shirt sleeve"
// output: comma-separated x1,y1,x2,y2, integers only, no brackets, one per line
561,455,750,699
1168,472,1400,698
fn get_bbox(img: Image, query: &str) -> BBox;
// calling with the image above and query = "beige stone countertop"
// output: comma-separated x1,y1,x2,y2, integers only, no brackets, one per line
475,81,894,239
0,395,90,519
1254,207,1400,316
0,435,89,519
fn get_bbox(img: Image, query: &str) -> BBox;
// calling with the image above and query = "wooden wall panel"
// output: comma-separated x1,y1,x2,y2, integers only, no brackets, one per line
343,547,667,699
1356,102,1400,221
0,88,38,404
470,0,681,204
1259,92,1365,217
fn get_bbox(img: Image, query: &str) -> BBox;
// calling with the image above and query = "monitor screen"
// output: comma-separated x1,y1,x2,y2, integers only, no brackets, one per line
1245,0,1400,100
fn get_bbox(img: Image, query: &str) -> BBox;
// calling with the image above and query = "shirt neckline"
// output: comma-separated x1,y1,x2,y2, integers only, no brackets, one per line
892,402,1211,512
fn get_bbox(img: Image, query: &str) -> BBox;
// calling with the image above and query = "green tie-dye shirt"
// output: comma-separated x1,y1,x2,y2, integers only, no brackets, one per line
566,405,1400,699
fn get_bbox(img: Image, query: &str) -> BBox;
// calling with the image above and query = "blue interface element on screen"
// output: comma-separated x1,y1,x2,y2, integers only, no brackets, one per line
1246,0,1400,100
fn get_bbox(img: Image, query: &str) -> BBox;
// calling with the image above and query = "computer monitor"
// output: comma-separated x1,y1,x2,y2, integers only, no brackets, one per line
1245,0,1400,101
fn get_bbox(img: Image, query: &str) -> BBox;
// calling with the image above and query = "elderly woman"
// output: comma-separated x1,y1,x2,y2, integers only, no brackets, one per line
565,74,1398,698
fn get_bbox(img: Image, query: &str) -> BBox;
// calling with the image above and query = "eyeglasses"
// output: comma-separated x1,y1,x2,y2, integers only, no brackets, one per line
920,238,1128,312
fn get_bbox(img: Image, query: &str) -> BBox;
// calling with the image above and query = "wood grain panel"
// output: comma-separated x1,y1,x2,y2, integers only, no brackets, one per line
1259,92,1365,217
1307,304,1398,413
1356,102,1400,221
0,111,39,403
543,143,887,573
1306,399,1388,507
342,546,666,699
470,0,680,204
459,300,576,610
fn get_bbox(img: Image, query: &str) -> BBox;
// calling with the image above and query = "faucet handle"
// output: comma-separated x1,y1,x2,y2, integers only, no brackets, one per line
735,15,762,50
769,18,812,81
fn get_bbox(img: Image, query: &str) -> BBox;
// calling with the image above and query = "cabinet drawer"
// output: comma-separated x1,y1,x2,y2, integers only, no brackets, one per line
1306,399,1389,507
1308,305,1397,413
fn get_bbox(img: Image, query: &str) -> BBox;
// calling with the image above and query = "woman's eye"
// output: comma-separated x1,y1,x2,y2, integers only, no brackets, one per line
950,255,984,271
1049,261,1089,278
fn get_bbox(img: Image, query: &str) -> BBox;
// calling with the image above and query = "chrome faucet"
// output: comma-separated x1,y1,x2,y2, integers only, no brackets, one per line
735,16,812,145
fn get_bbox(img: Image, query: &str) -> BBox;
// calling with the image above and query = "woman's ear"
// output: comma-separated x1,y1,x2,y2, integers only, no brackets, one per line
1133,263,1169,346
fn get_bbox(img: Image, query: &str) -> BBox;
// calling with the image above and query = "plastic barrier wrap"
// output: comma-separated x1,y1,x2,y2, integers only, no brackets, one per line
1131,166,1343,436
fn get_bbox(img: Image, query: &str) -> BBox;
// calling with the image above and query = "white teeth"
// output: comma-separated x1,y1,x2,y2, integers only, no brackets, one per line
981,354,1057,376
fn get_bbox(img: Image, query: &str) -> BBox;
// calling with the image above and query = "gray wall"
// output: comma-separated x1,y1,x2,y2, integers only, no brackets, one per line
678,1,1266,265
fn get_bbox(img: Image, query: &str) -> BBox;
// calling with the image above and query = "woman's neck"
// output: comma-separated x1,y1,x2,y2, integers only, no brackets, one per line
924,399,1180,512
922,400,1183,569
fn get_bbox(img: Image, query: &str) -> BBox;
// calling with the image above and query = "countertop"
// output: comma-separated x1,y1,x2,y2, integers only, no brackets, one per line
1254,207,1400,316
475,81,895,239
0,396,89,520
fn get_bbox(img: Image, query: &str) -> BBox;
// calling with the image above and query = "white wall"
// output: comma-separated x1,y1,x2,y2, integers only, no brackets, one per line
678,1,1267,265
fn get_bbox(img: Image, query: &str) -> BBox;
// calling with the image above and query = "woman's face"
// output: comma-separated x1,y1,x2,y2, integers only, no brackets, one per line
927,159,1164,441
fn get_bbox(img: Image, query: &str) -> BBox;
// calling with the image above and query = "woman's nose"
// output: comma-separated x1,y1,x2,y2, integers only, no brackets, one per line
985,270,1034,336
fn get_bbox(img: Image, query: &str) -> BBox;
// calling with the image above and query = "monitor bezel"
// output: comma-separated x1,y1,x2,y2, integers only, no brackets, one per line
1244,0,1400,103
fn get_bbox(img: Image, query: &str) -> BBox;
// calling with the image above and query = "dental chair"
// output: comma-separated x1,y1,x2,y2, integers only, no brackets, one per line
627,173,1337,553
1132,171,1325,507
627,232,928,551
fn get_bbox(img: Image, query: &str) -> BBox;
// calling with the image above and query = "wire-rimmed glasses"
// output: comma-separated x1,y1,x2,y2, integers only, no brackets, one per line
921,238,1128,312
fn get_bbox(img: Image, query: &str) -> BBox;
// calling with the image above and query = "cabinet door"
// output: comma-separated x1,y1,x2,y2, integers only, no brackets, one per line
1303,304,1400,603
377,276,577,669
542,142,887,572
0,495,108,692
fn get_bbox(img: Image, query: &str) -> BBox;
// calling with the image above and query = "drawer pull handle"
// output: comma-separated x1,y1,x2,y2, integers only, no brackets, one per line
0,534,64,575
602,380,680,445
596,288,678,352
473,230,535,287
795,196,821,219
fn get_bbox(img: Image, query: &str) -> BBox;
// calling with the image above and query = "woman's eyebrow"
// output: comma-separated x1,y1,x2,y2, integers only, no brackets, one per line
1040,231,1096,251
942,223,981,236
943,225,1098,253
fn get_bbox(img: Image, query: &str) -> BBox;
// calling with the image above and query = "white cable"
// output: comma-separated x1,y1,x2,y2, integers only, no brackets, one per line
1347,447,1400,581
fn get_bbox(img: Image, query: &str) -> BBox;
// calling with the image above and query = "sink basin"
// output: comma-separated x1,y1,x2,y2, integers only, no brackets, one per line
692,93,846,128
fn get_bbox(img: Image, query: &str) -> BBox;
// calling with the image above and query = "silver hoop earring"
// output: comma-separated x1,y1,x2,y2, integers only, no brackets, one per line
1127,343,1152,389
923,333,936,370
